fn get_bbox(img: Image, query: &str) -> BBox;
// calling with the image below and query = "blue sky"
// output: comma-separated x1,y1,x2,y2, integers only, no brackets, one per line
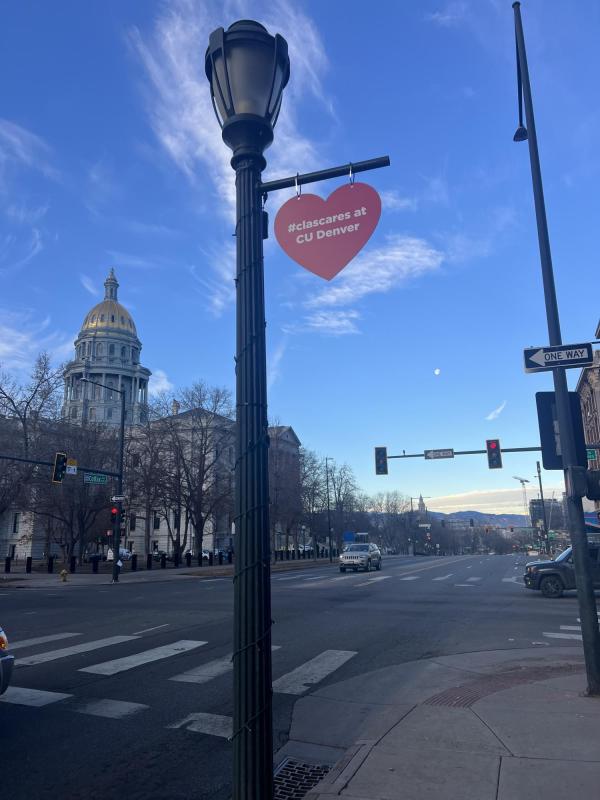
1,0,599,515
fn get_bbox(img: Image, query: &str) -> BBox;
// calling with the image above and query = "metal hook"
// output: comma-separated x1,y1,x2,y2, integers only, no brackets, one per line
349,162,355,185
295,173,301,198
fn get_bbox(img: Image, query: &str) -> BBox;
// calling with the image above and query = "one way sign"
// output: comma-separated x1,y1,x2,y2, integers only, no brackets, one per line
524,342,594,373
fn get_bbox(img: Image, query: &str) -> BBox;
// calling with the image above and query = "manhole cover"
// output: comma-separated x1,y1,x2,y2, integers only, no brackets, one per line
274,758,330,799
424,661,583,708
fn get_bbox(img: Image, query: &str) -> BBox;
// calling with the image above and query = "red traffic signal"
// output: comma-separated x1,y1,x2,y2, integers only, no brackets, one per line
111,507,118,522
485,439,502,469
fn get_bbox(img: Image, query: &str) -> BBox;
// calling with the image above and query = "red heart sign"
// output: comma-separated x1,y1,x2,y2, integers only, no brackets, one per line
274,182,381,280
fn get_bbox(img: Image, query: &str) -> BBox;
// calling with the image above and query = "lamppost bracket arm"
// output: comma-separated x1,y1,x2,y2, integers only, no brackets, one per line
259,155,390,194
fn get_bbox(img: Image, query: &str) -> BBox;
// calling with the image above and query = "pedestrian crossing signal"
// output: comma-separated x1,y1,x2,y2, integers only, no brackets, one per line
52,452,68,483
374,447,388,475
486,439,502,469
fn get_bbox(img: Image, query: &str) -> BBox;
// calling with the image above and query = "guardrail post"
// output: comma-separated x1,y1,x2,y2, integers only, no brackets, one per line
197,552,202,567
131,554,137,571
185,552,192,567
209,552,214,567
146,554,152,570
69,555,76,573
228,550,233,565
47,555,54,574
4,556,10,573
92,558,99,574
26,556,32,573
160,553,166,569
218,552,223,566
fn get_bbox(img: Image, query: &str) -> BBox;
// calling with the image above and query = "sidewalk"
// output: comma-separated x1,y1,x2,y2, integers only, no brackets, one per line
0,555,336,589
275,645,600,800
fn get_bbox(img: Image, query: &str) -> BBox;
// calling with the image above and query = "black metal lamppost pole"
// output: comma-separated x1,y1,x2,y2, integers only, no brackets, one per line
513,2,600,692
81,378,126,583
535,461,549,553
205,21,290,800
325,457,333,561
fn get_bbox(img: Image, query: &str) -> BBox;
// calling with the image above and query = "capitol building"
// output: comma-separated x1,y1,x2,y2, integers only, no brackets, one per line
62,269,151,427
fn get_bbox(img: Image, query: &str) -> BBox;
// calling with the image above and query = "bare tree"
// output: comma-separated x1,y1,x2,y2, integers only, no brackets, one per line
327,461,359,550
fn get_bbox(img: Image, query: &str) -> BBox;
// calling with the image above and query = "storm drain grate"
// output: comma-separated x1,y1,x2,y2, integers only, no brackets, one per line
274,758,330,799
424,661,583,708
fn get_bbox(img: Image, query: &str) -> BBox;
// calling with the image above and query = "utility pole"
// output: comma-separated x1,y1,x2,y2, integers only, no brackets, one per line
536,461,550,553
513,2,600,693
325,457,333,562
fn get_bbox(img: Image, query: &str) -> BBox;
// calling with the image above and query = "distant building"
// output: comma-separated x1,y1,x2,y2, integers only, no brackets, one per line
529,497,566,532
577,318,600,474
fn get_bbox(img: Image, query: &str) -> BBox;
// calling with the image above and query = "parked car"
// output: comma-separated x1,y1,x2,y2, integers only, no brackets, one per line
523,544,600,598
0,625,14,695
339,543,382,573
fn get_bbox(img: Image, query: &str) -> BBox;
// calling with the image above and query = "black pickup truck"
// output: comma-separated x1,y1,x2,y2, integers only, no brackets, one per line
523,544,600,598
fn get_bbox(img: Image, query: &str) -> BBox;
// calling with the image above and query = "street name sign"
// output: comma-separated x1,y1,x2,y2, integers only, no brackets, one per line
84,473,108,485
66,458,77,475
588,449,597,461
424,449,454,460
524,343,593,373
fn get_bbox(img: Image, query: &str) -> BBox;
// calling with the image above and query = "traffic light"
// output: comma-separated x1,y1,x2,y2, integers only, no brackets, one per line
486,439,502,469
111,507,118,523
374,447,388,475
52,452,68,483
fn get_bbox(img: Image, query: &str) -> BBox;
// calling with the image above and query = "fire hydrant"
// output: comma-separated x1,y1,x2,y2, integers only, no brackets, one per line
60,569,68,582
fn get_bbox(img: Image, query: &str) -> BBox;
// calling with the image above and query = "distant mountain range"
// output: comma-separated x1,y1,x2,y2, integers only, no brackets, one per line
428,510,528,527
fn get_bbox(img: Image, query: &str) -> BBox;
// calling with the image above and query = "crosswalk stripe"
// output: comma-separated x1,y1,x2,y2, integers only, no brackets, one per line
79,640,207,676
433,574,453,581
0,687,72,707
10,632,81,651
169,646,281,685
466,577,482,582
272,649,356,695
399,576,419,581
168,712,232,738
75,699,149,719
17,636,138,667
560,625,582,631
543,632,582,641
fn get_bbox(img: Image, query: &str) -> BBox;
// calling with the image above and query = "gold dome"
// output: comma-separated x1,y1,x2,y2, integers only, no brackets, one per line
80,269,137,336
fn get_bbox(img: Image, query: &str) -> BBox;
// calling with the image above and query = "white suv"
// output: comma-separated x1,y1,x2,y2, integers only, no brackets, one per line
339,543,382,573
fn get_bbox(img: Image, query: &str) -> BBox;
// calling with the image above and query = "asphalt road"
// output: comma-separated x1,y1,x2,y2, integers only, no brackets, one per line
0,554,586,799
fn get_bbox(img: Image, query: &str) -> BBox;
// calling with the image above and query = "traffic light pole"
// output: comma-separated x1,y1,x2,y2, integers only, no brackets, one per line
536,461,550,553
514,2,600,693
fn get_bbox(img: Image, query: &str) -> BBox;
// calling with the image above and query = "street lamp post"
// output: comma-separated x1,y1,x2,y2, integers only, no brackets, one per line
513,2,600,693
535,461,550,553
81,378,126,583
325,457,333,562
205,21,290,800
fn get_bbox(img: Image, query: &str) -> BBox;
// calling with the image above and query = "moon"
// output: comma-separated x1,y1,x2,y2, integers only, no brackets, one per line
434,368,441,376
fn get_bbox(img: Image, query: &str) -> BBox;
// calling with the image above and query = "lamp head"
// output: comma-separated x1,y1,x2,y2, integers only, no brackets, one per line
205,20,290,165
513,125,528,142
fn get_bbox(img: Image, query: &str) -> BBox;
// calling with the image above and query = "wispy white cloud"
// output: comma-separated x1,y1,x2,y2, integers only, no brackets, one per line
189,241,236,317
122,219,179,237
306,235,443,310
284,310,361,337
80,274,100,297
0,308,73,371
380,190,418,212
485,400,507,421
5,203,48,225
425,2,468,28
0,119,58,184
149,368,174,396
105,250,160,270
267,336,288,389
0,228,43,274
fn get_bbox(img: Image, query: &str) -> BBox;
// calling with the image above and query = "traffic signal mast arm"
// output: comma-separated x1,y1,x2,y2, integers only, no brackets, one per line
386,446,542,459
0,453,119,477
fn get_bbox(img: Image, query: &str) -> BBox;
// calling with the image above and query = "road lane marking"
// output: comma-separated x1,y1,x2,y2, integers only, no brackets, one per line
433,574,453,581
502,577,520,583
75,699,149,719
169,646,281,685
399,576,419,581
467,577,482,582
0,687,72,707
272,649,356,695
355,576,392,587
80,640,207,675
17,636,138,667
132,624,170,635
560,626,581,631
543,632,582,641
10,632,82,651
454,584,477,587
168,712,232,739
